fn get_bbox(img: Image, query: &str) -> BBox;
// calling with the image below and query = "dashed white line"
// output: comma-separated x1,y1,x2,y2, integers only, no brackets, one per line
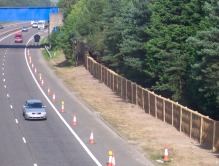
10,105,13,109
22,137,26,143
15,119,18,123
4,85,6,88
2,73,4,75
33,163,37,166
2,67,4,70
7,94,9,97
3,79,5,82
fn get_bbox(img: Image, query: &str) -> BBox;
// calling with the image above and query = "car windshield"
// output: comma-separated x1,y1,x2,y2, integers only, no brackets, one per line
27,102,43,108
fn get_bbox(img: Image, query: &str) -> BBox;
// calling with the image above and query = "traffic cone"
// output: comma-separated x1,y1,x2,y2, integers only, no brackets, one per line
89,131,94,144
162,146,170,162
47,87,51,96
39,74,42,82
112,153,115,166
72,114,77,126
29,57,32,64
34,67,37,75
107,151,113,166
31,63,34,69
41,79,44,87
27,49,30,56
52,93,56,103
60,101,65,113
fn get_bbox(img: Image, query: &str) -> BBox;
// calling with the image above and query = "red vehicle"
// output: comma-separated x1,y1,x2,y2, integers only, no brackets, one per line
14,33,23,43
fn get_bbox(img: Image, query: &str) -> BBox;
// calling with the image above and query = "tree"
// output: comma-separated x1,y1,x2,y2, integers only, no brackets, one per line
144,0,206,102
0,0,51,7
187,0,219,119
102,0,150,82
58,0,77,19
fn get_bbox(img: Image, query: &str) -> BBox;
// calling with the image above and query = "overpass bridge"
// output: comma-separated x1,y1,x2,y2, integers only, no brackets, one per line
0,7,63,33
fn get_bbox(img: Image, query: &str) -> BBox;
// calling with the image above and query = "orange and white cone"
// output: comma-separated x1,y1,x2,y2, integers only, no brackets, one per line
52,93,56,103
31,63,34,69
29,57,32,64
112,153,115,166
41,79,44,87
39,74,42,82
60,101,65,113
72,114,77,126
47,87,51,96
107,151,113,166
162,146,170,162
27,49,30,56
89,131,94,144
34,67,37,75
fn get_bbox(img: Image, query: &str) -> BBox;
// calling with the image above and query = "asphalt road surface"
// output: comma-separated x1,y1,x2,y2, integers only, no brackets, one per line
0,23,156,166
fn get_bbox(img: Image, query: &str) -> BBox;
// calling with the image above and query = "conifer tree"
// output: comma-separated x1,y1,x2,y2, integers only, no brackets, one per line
187,0,219,119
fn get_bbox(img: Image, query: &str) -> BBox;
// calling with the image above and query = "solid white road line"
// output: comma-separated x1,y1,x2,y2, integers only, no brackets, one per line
24,36,103,166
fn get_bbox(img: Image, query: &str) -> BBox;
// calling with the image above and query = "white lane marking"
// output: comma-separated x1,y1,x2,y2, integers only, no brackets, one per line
10,105,13,109
2,67,4,70
3,79,5,82
22,137,26,143
4,85,6,88
15,119,18,123
25,37,103,166
7,94,9,97
4,52,6,54
34,163,37,166
2,73,4,75
2,63,4,65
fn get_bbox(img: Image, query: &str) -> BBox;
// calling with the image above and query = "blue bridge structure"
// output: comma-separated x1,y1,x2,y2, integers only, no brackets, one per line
0,7,59,21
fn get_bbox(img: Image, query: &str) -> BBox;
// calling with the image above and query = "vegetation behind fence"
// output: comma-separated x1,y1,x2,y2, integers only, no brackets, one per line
75,40,219,152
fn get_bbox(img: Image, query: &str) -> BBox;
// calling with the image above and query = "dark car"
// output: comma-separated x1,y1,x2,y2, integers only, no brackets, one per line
23,99,47,120
0,25,3,29
14,33,23,43
22,26,28,32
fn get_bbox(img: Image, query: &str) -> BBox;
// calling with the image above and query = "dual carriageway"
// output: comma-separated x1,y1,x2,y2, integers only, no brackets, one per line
0,22,155,166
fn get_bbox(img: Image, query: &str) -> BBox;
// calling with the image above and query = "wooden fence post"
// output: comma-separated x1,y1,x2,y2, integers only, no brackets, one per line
155,95,157,119
213,121,216,151
190,111,192,138
180,106,182,132
148,92,150,115
200,117,203,144
163,99,165,122
171,101,173,126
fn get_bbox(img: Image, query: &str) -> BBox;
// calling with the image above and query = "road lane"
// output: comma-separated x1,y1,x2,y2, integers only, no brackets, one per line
0,43,34,166
2,29,98,166
0,26,155,166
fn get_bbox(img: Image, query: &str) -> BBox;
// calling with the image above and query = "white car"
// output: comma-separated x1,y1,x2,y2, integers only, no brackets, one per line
32,22,38,28
23,99,47,120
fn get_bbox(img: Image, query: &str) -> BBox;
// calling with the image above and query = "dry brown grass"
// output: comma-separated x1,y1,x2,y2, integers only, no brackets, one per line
48,55,218,166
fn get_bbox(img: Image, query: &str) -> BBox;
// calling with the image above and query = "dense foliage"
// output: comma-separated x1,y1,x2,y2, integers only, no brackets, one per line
0,0,51,7
52,0,219,120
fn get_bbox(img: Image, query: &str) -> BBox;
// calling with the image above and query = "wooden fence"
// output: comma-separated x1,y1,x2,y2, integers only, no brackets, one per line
76,41,219,151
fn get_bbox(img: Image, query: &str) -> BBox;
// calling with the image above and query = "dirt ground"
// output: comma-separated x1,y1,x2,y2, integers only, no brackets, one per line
48,54,219,166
